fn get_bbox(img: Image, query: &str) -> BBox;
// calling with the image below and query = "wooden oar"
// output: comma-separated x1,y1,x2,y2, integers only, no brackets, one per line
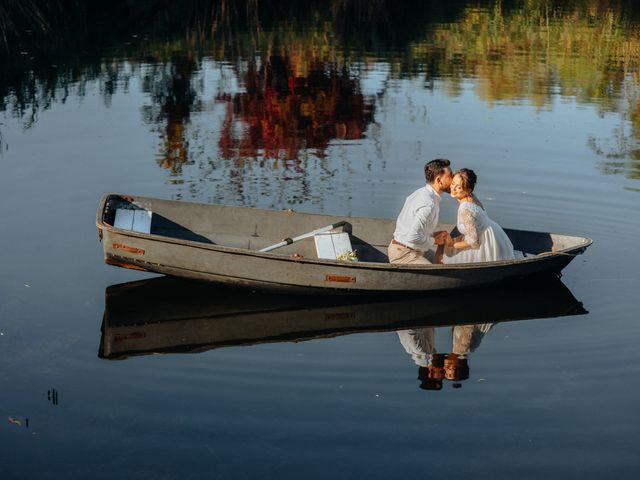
259,221,348,253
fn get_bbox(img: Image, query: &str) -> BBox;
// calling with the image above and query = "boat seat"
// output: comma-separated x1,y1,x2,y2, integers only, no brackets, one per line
314,232,355,260
114,208,152,234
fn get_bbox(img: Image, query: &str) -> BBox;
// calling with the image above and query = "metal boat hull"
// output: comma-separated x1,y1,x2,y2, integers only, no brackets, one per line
96,194,592,293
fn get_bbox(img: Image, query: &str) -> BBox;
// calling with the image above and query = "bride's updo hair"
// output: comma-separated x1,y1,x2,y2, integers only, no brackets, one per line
455,168,477,193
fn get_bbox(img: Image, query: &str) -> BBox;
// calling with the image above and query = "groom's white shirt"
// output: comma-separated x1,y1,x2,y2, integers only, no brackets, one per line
393,183,441,251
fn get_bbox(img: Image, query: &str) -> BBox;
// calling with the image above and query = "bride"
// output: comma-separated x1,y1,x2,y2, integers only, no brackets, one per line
437,169,515,264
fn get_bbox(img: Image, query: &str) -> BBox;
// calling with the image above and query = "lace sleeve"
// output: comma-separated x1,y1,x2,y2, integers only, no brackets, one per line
460,207,481,248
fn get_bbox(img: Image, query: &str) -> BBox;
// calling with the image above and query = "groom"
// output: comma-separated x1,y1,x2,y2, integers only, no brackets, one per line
388,158,453,264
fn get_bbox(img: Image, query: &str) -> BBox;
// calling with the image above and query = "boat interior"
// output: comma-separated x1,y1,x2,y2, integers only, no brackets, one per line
100,194,590,262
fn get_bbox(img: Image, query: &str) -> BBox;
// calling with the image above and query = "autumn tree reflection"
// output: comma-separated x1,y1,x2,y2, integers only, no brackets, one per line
141,54,198,174
3,0,640,183
217,55,375,167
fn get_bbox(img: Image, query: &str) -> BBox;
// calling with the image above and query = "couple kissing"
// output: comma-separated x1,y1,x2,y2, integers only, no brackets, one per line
388,159,515,265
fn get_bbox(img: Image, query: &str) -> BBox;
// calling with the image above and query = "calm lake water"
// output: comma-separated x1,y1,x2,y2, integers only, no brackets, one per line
1,1,639,478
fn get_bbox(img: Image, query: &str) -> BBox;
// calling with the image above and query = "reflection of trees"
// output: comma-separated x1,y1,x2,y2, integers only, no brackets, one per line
588,130,640,180
141,54,198,174
401,0,640,180
217,55,375,163
3,1,640,184
407,1,640,111
5,0,640,116
5,1,640,112
586,77,640,180
0,1,67,53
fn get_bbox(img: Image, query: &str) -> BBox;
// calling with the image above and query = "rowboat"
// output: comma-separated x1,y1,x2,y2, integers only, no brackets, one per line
96,193,592,293
99,276,586,360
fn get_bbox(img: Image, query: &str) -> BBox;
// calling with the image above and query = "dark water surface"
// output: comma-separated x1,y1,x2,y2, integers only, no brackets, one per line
1,1,640,478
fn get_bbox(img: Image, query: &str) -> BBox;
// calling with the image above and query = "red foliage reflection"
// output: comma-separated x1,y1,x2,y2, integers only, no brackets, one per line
217,55,375,164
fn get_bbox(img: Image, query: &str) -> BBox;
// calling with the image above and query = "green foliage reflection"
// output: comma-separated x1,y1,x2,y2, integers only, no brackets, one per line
1,0,640,180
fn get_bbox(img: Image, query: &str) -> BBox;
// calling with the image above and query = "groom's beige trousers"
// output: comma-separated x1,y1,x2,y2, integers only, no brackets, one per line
388,239,434,265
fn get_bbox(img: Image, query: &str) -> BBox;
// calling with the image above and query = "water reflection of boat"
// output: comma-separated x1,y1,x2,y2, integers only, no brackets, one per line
99,276,586,360
96,194,592,293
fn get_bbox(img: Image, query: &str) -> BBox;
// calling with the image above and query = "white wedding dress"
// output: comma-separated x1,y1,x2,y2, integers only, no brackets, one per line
443,202,515,264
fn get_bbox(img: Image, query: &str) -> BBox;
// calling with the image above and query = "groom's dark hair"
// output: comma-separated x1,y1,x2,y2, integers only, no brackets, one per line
425,159,451,183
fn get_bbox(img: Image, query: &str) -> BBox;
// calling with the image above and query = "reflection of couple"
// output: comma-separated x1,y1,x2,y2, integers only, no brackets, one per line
398,323,493,390
388,158,515,265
